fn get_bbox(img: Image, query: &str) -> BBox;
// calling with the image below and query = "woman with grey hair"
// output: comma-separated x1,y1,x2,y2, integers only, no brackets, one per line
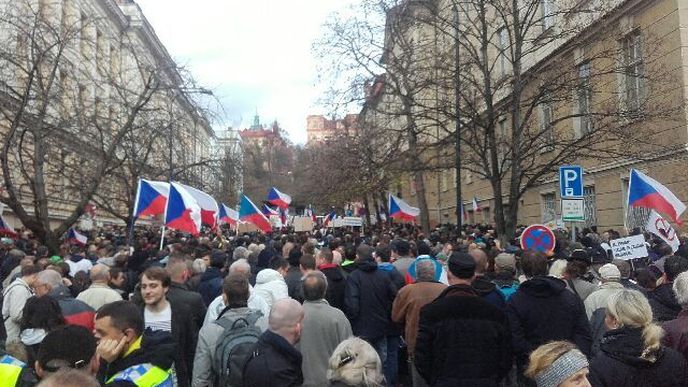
327,337,385,387
588,289,687,386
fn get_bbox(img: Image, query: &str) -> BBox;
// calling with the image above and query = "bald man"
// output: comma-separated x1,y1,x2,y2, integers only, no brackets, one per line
469,248,506,311
243,298,304,387
76,264,122,310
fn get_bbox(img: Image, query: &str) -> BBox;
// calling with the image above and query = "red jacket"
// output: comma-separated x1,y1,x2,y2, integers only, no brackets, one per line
49,286,95,331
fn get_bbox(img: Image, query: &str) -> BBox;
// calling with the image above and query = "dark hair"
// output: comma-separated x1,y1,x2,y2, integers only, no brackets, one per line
417,241,432,256
521,251,548,277
344,244,357,261
222,272,249,307
303,272,327,301
142,266,171,287
375,245,391,262
288,246,303,267
392,240,410,256
20,296,65,331
37,325,96,372
356,244,374,262
635,268,657,290
21,264,41,277
300,254,316,271
318,247,333,264
665,255,688,282
96,301,144,336
269,256,289,271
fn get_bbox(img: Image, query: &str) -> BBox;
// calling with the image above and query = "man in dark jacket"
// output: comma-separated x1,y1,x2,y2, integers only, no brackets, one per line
415,252,511,387
470,248,506,311
285,247,304,300
648,255,688,322
243,298,304,387
197,252,225,306
166,254,207,328
94,301,176,387
344,244,397,372
507,250,592,387
36,269,95,331
316,247,346,310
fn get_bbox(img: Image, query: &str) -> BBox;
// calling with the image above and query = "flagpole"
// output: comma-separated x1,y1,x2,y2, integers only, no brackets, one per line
159,226,166,250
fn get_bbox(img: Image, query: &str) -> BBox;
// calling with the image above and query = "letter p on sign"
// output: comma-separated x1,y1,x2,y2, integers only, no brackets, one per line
559,166,583,198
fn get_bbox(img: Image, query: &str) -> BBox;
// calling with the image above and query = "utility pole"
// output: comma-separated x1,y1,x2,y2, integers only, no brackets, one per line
453,2,462,228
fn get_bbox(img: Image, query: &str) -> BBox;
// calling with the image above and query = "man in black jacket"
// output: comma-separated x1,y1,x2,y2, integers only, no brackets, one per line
243,298,304,387
415,252,512,387
316,247,346,310
165,253,207,328
648,255,688,322
507,250,592,387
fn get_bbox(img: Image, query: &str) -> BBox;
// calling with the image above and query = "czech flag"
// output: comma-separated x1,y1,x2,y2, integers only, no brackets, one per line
0,213,16,237
306,205,317,222
388,194,420,222
240,195,272,233
164,182,202,235
180,183,219,228
324,210,336,227
219,203,239,226
472,197,482,213
628,169,686,225
267,187,291,209
132,179,169,218
262,205,279,217
279,207,288,226
66,228,88,245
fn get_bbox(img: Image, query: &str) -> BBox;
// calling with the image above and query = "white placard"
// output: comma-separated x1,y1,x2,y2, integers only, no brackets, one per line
610,235,648,260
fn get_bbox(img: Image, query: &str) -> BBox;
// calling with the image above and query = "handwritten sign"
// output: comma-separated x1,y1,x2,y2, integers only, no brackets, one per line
610,235,648,260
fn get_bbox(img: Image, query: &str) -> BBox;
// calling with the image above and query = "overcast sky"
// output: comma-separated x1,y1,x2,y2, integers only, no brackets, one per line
136,0,354,144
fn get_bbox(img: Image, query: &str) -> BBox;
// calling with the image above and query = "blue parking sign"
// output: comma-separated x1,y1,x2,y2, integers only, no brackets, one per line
559,166,583,198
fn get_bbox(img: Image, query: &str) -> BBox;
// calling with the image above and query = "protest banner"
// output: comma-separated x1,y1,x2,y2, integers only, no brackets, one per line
610,234,648,260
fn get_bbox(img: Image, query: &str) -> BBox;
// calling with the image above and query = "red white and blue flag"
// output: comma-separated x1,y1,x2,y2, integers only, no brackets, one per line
267,187,291,209
180,183,219,228
262,204,279,217
324,210,336,227
240,195,272,233
218,203,239,226
164,182,202,235
628,169,686,225
388,194,420,222
0,212,16,237
67,228,88,245
132,179,169,218
279,207,288,226
472,197,482,213
306,205,317,222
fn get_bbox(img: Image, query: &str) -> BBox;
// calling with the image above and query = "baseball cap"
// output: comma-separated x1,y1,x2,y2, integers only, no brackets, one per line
599,263,621,281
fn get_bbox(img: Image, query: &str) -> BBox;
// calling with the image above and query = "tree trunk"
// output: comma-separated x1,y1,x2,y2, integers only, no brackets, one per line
362,194,372,227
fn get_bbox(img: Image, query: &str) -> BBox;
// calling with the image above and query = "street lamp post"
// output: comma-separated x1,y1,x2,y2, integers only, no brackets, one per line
453,3,463,228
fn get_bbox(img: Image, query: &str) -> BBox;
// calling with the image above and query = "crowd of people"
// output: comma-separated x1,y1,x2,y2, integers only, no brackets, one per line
0,222,687,386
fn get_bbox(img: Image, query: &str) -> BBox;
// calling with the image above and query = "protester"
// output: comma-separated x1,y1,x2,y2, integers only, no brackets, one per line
647,255,688,322
34,269,95,331
243,298,305,387
507,251,592,386
94,301,175,386
166,254,207,329
327,337,385,387
75,264,122,311
470,248,506,310
64,247,92,278
391,240,414,278
3,264,40,344
20,296,65,367
588,289,688,386
252,257,289,309
316,247,347,310
285,247,304,299
197,251,225,306
415,251,512,386
584,263,625,319
35,325,99,380
662,271,688,361
391,258,446,387
192,272,262,387
492,252,519,300
564,250,598,301
299,271,352,387
525,341,590,387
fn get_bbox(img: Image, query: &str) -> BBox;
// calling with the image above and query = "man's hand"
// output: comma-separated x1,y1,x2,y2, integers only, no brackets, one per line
97,335,128,363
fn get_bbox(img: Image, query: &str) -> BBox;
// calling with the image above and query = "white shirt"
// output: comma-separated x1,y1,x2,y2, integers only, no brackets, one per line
144,302,172,332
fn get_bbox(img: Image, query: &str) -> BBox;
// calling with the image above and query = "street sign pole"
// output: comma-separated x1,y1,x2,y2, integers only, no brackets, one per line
559,166,584,243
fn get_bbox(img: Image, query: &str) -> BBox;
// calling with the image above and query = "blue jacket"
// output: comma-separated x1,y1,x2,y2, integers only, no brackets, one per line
197,268,223,306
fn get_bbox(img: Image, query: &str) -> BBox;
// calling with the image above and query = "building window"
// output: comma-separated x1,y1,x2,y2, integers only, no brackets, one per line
583,186,597,227
622,30,644,113
497,27,509,77
577,61,593,136
540,96,555,152
540,0,554,32
541,193,556,223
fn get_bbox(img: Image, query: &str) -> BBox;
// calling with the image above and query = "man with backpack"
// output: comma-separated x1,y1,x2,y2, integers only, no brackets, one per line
192,272,263,387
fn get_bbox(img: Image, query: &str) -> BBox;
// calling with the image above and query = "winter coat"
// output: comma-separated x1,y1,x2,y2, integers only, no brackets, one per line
473,275,506,311
661,307,688,362
99,328,177,387
2,278,32,343
198,268,224,307
507,276,592,369
391,280,447,355
415,284,512,387
318,263,346,311
344,259,397,340
589,326,688,387
243,330,303,387
492,272,519,301
76,283,123,311
566,277,598,301
584,282,625,319
253,269,289,309
49,285,95,331
378,262,405,290
299,299,353,387
203,293,270,332
192,306,261,387
167,281,207,329
648,283,681,322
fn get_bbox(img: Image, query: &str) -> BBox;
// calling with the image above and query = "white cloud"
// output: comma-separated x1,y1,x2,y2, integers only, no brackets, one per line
136,0,351,144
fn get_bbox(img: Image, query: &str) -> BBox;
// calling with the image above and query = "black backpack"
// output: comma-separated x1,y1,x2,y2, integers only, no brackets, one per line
212,309,262,387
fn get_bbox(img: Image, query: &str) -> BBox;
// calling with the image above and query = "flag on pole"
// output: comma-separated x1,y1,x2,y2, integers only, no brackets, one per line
267,187,292,209
66,228,88,245
459,201,467,225
279,207,288,226
628,169,685,225
132,179,169,218
218,204,239,226
472,197,482,213
240,195,272,233
262,204,279,217
646,210,679,253
164,182,202,235
388,194,420,221
180,184,219,228
0,212,16,237
324,210,336,227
